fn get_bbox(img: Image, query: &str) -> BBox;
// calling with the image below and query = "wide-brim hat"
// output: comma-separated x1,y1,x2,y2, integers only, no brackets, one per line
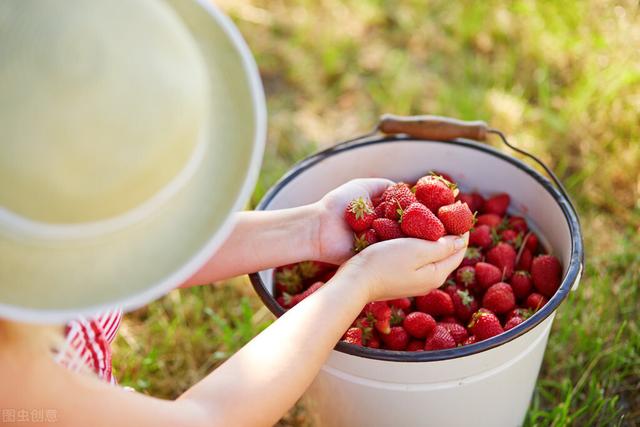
0,0,266,323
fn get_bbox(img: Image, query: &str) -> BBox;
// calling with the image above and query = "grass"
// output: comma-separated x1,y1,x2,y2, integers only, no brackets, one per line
113,1,640,425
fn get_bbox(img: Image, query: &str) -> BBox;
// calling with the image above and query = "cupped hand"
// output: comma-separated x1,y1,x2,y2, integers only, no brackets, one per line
338,233,469,302
312,178,394,265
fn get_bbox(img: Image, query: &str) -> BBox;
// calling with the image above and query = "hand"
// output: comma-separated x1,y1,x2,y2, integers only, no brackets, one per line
312,178,394,264
337,233,469,302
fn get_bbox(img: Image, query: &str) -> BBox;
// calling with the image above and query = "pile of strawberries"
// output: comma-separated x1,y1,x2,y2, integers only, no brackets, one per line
273,172,563,351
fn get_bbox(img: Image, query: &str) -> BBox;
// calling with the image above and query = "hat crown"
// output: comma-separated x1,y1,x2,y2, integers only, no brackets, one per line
0,0,209,230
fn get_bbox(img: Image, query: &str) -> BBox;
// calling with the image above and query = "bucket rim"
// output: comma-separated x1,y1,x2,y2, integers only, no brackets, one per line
249,135,584,362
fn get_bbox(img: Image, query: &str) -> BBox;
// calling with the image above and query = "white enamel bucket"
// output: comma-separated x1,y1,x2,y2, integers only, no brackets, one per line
250,116,583,427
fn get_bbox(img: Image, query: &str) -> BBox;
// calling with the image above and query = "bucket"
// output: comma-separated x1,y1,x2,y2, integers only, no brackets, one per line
250,115,584,427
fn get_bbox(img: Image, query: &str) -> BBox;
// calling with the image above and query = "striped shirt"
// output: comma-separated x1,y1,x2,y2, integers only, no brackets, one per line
55,308,122,383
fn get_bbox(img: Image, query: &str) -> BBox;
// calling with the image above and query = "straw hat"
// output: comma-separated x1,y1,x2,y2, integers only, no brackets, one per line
0,0,266,322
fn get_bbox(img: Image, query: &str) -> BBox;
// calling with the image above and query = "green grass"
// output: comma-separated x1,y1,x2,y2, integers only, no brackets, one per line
113,1,640,425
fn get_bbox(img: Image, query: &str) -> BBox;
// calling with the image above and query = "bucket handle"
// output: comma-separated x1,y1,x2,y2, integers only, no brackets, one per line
375,114,574,214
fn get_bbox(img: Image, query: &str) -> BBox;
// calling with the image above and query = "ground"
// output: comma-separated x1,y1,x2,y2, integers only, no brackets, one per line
113,1,640,425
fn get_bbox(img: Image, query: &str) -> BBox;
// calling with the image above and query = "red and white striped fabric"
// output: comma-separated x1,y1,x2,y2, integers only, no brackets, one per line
56,308,122,383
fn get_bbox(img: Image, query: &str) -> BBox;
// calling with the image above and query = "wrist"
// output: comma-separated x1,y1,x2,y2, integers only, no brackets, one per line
330,256,375,304
292,203,323,262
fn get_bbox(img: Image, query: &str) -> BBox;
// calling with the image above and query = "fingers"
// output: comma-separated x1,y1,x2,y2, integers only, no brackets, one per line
403,235,468,266
415,247,467,283
351,178,395,198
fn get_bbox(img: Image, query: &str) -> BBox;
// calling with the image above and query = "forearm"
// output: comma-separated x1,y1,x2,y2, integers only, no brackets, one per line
179,269,368,427
185,205,321,286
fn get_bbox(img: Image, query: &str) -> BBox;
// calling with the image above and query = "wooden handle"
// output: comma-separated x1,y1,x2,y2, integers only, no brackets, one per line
378,114,488,141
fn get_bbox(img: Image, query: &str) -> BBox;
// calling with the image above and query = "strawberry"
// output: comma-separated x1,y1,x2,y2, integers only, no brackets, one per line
415,289,454,317
403,312,436,338
274,266,303,295
508,216,528,234
388,297,412,311
510,271,532,300
482,282,516,314
523,232,539,252
372,218,404,240
440,322,469,345
504,316,524,331
431,171,455,184
440,315,462,325
354,229,378,252
364,301,392,334
458,192,484,214
371,194,384,207
381,182,411,203
463,335,477,346
486,242,517,279
455,266,477,289
506,307,533,322
400,202,446,241
517,248,533,271
437,201,475,235
384,186,418,220
367,334,381,349
449,287,479,322
500,229,521,247
468,309,504,341
531,255,562,298
297,261,332,280
344,197,376,232
424,325,456,350
390,307,406,326
483,193,510,216
414,175,456,212
343,327,363,345
475,262,502,290
374,201,387,218
525,292,548,311
469,224,493,249
476,213,503,228
381,326,409,350
407,340,425,352
460,246,483,267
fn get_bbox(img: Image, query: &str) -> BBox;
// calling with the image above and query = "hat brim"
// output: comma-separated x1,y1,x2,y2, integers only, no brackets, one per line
0,0,266,323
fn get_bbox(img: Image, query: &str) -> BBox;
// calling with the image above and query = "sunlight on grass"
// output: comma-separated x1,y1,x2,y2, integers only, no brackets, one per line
113,1,639,425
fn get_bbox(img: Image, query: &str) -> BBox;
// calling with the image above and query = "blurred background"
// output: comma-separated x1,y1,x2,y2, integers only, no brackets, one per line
114,1,639,425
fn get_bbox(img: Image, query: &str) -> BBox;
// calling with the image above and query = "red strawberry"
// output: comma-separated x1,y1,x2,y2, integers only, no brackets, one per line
345,197,376,232
400,202,446,241
372,218,404,240
475,262,502,290
440,322,469,344
431,171,455,184
440,315,462,325
274,266,303,294
510,271,532,300
385,186,418,220
437,201,475,235
483,193,510,216
455,266,477,288
388,297,412,311
508,216,528,234
414,176,456,212
390,307,406,326
424,325,456,350
504,316,524,331
463,335,477,346
403,312,436,338
486,242,517,279
500,229,521,247
525,292,548,311
469,224,493,249
381,326,409,350
517,248,533,271
343,327,363,345
364,301,392,334
468,310,504,341
476,213,503,228
374,201,387,218
523,233,539,252
458,192,484,213
449,287,479,322
407,340,425,351
531,255,562,298
354,229,378,252
371,194,383,207
382,182,411,203
297,261,332,280
482,282,516,314
460,246,483,267
415,289,455,317
367,334,381,349
506,307,533,322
